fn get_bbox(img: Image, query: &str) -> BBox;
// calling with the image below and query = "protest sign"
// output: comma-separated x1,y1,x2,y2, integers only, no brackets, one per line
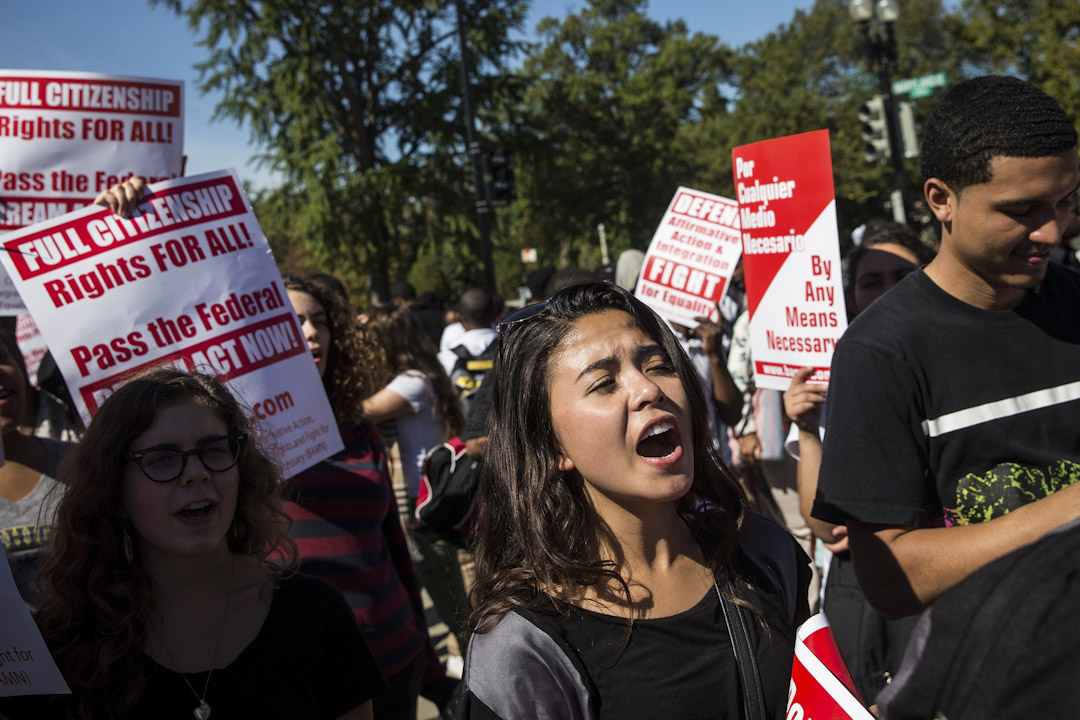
0,169,341,477
634,186,742,327
788,614,872,720
15,314,47,388
0,551,69,696
732,130,847,391
0,70,184,313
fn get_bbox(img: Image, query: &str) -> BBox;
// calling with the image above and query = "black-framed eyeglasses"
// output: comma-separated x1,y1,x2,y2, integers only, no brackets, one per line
495,300,550,355
126,434,246,483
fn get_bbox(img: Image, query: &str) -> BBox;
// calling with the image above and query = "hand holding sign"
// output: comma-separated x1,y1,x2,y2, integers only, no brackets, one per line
92,175,146,218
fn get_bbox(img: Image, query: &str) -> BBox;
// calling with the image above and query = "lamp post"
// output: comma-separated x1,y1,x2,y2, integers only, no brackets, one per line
850,0,909,224
454,0,497,293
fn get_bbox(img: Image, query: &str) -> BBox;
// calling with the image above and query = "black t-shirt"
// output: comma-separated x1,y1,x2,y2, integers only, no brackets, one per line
513,550,802,720
815,265,1080,528
552,582,793,719
1,573,385,720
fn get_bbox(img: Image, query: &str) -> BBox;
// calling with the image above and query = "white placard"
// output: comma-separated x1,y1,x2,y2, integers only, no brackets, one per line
634,186,743,327
0,170,341,477
0,550,69,696
0,70,185,314
732,130,848,390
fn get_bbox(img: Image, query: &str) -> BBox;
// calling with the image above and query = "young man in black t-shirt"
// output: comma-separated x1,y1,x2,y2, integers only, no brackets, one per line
814,75,1080,618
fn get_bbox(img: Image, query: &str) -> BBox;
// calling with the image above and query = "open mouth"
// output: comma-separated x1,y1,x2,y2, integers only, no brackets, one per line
177,501,216,520
637,420,681,459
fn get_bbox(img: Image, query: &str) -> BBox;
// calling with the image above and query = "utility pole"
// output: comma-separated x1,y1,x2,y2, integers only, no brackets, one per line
850,0,909,224
454,0,496,293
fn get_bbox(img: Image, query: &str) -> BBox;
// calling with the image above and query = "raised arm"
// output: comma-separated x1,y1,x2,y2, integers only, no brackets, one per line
782,368,841,545
692,314,742,427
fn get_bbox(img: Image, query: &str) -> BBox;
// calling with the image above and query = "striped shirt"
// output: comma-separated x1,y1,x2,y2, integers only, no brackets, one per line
286,421,431,679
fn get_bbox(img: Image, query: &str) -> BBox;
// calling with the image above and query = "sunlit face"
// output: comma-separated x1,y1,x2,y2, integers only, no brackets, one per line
929,149,1080,308
288,290,332,379
548,310,694,518
0,341,26,437
852,242,920,314
121,399,240,561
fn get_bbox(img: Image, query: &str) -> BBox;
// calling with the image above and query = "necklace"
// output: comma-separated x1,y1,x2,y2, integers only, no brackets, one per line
157,558,234,720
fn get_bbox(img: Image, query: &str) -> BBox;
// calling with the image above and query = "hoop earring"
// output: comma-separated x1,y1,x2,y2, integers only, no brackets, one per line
122,524,135,563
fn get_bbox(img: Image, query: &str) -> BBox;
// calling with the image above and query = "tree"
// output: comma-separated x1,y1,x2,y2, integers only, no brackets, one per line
949,0,1080,124
502,0,735,270
703,0,958,240
156,0,527,303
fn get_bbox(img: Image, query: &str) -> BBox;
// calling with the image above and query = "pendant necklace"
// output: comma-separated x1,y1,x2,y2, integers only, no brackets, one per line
158,558,234,720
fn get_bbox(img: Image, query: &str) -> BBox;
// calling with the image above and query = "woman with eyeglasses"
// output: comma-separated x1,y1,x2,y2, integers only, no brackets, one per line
283,275,453,720
0,367,382,720
461,282,811,719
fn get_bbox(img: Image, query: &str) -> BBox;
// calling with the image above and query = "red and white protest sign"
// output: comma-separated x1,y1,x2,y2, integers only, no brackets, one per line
789,614,873,720
0,70,184,313
732,130,847,390
0,170,341,477
634,186,742,327
15,313,47,387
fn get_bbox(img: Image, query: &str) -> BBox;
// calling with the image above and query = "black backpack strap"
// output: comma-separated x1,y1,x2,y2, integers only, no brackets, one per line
719,576,768,720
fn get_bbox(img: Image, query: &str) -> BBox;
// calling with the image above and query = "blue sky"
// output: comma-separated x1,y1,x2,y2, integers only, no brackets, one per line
3,0,814,189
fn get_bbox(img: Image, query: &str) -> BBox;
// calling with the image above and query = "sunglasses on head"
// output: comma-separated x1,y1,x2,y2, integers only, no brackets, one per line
495,300,549,355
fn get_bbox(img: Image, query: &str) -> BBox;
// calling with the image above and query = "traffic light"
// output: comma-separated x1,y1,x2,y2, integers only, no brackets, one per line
485,148,516,202
898,100,920,159
858,95,890,163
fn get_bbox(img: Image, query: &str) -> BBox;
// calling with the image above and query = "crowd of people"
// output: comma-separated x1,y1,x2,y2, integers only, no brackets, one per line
1,73,1079,719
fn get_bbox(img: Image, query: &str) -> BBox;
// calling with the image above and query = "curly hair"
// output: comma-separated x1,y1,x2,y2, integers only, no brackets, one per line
283,273,384,422
33,367,297,720
364,306,464,438
468,282,750,633
921,75,1078,192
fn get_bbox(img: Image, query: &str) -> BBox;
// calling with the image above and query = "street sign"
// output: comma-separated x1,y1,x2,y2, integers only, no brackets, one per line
520,247,537,263
853,72,878,91
893,72,947,98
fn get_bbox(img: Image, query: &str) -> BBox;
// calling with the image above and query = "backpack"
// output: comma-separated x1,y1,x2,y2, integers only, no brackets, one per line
877,518,1080,720
414,436,480,548
449,344,493,416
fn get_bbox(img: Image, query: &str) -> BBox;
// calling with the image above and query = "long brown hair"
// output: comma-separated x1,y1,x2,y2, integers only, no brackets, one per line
283,273,383,422
365,306,464,438
468,282,750,633
33,368,297,719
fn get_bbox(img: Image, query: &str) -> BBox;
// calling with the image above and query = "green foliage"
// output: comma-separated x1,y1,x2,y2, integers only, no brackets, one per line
156,0,526,304
499,0,735,272
950,0,1080,124
694,0,957,238
164,0,1073,295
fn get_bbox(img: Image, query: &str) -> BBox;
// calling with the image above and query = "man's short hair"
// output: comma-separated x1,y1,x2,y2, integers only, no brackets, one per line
921,75,1078,192
459,288,494,328
390,280,416,302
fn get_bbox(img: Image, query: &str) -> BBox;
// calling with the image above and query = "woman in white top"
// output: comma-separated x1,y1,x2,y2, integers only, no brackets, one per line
363,307,469,651
364,308,463,499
